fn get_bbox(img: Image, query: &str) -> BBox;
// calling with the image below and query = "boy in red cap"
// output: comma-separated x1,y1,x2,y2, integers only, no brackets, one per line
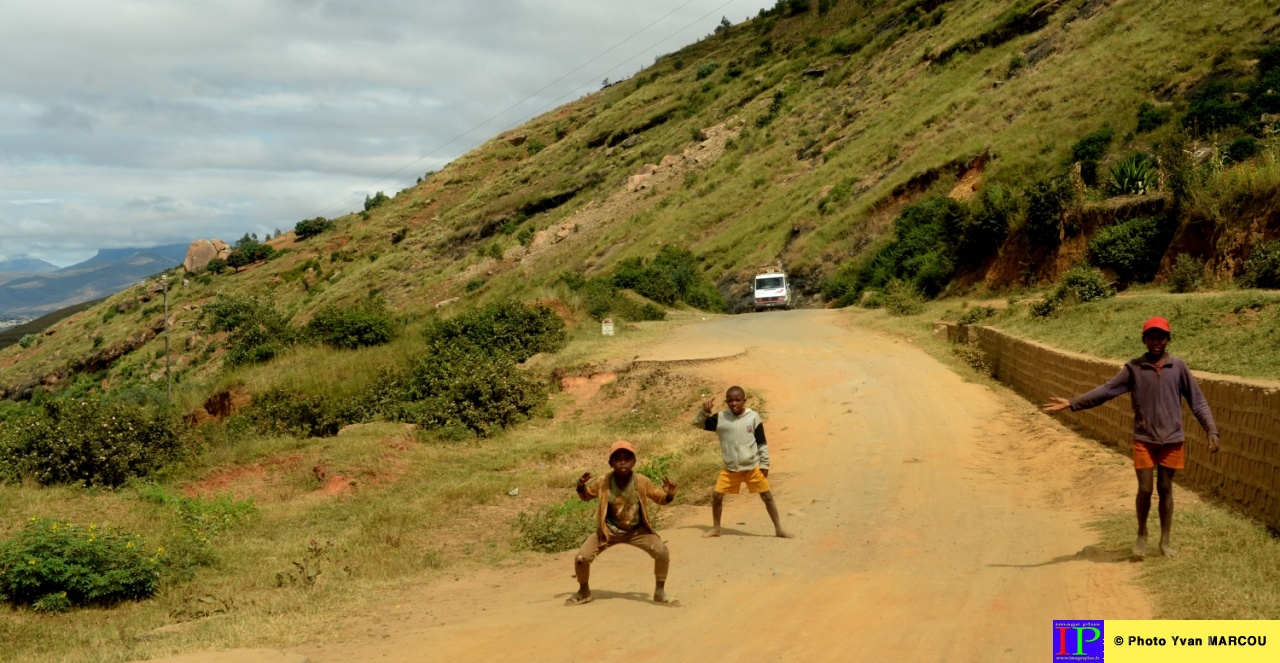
1043,316,1219,559
565,440,680,606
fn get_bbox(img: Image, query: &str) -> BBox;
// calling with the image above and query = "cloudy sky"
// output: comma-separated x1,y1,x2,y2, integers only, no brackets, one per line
1,0,776,267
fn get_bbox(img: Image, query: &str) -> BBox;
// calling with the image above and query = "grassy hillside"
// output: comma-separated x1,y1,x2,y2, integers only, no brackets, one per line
4,0,1280,401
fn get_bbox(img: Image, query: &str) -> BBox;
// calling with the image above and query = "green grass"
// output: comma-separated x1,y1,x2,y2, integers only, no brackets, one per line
1091,503,1280,619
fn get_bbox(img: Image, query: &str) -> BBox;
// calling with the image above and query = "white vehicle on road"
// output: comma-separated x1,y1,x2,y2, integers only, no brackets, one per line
752,269,791,312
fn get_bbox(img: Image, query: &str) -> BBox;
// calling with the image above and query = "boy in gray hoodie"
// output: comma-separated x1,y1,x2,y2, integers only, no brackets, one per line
695,386,794,538
1043,316,1219,559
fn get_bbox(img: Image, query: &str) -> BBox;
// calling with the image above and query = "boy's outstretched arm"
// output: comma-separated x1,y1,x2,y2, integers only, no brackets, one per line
1043,366,1131,413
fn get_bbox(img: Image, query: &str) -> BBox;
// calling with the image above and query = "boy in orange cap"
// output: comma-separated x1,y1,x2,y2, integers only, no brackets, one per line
565,440,680,606
1043,316,1219,559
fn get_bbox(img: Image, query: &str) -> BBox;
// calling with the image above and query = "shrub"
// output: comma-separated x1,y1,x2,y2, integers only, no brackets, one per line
205,257,227,275
695,62,720,80
1136,102,1172,133
610,246,726,312
202,294,296,366
958,306,998,325
17,334,37,349
1071,128,1114,186
423,299,567,363
134,485,257,578
0,399,182,488
1182,80,1245,133
637,453,678,484
1239,239,1280,289
1226,136,1259,164
465,278,486,292
1032,266,1116,317
244,389,361,439
957,184,1017,263
304,297,397,350
1106,153,1159,195
780,0,811,16
1088,216,1173,282
370,345,548,437
1024,174,1075,248
952,344,990,375
295,217,334,240
364,192,391,212
0,518,162,609
1167,254,1205,293
884,280,925,316
514,498,595,553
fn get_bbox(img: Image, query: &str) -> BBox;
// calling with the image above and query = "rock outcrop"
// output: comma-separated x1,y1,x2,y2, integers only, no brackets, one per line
183,239,232,273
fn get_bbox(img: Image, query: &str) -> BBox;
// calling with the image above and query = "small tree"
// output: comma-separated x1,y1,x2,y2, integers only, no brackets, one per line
206,257,227,275
295,217,334,240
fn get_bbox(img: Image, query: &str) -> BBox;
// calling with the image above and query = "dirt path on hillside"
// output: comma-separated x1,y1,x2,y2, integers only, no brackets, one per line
166,310,1152,662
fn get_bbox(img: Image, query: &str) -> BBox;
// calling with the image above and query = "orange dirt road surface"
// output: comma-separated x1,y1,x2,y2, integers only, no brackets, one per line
258,310,1157,661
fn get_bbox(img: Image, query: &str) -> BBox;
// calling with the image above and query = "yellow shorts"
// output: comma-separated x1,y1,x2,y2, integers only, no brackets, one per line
715,468,770,494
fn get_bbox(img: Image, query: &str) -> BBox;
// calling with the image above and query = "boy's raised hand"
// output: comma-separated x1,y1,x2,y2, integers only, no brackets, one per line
576,472,592,489
661,476,677,499
701,397,716,414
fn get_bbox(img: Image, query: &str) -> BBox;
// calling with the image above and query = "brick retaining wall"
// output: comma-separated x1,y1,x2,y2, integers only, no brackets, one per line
940,323,1280,531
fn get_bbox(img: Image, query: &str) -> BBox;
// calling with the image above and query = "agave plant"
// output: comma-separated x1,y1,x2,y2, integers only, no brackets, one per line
1106,153,1159,195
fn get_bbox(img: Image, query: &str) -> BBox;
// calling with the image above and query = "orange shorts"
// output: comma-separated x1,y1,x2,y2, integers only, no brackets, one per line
1133,440,1184,470
715,468,771,494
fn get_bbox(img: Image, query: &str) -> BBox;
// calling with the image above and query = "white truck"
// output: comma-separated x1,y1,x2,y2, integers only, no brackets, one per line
752,267,791,312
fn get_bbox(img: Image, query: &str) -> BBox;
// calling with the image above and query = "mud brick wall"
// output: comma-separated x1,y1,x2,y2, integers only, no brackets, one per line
948,323,1280,531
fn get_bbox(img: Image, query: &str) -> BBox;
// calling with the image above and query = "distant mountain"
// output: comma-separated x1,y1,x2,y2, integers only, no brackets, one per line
0,245,188,317
0,257,59,273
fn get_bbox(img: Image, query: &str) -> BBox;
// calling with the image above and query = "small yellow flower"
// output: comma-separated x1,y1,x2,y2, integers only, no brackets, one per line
28,559,35,566
126,541,134,548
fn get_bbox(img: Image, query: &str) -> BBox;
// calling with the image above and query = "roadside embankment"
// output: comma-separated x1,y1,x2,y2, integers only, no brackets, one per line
938,321,1280,532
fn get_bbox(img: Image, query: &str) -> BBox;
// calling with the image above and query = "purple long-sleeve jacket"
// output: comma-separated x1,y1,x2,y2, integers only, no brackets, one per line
1069,353,1218,446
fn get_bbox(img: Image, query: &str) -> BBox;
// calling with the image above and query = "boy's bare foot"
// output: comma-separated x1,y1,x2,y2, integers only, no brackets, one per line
776,529,795,539
702,527,722,538
564,592,594,606
1132,534,1147,560
653,591,681,607
1160,540,1177,558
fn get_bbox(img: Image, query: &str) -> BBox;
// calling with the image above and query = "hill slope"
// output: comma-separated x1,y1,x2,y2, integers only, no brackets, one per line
2,0,1279,397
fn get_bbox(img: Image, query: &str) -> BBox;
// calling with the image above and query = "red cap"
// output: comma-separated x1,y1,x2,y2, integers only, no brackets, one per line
608,440,637,460
1142,316,1171,334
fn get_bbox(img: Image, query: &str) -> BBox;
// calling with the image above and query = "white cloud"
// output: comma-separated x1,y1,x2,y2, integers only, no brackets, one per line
0,0,777,266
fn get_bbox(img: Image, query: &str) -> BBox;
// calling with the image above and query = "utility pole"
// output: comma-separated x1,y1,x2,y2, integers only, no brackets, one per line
162,274,171,405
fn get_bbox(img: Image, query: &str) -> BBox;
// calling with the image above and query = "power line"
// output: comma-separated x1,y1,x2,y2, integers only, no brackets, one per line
306,0,740,221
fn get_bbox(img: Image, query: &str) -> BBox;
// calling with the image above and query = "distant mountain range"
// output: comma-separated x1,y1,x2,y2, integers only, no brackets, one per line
0,257,59,273
0,244,190,317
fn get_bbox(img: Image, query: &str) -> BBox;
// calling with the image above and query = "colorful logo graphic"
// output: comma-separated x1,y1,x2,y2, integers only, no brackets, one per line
1053,620,1105,661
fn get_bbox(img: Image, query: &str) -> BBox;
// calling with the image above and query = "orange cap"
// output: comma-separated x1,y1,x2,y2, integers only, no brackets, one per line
608,440,637,460
1142,316,1171,335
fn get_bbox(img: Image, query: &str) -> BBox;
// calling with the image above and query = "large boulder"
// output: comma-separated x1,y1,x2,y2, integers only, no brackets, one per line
183,239,231,273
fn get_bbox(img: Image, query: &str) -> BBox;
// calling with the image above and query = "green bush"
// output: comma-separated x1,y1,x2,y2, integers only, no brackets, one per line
364,192,391,212
0,399,182,488
638,453,678,484
1088,216,1173,282
1136,102,1172,133
1226,136,1259,164
245,388,364,439
369,344,548,437
202,293,296,366
610,246,726,312
424,299,567,363
884,280,925,316
695,62,720,80
1024,174,1075,248
1071,128,1114,186
1167,254,1205,293
465,278,486,292
304,298,397,350
1106,153,1159,195
1183,81,1245,133
514,497,595,553
17,334,37,349
0,518,162,609
1032,266,1116,317
205,257,227,275
957,184,1017,263
1239,239,1280,289
958,306,998,325
295,217,334,240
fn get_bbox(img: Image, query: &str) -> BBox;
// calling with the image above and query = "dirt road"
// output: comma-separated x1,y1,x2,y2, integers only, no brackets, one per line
296,309,1150,661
